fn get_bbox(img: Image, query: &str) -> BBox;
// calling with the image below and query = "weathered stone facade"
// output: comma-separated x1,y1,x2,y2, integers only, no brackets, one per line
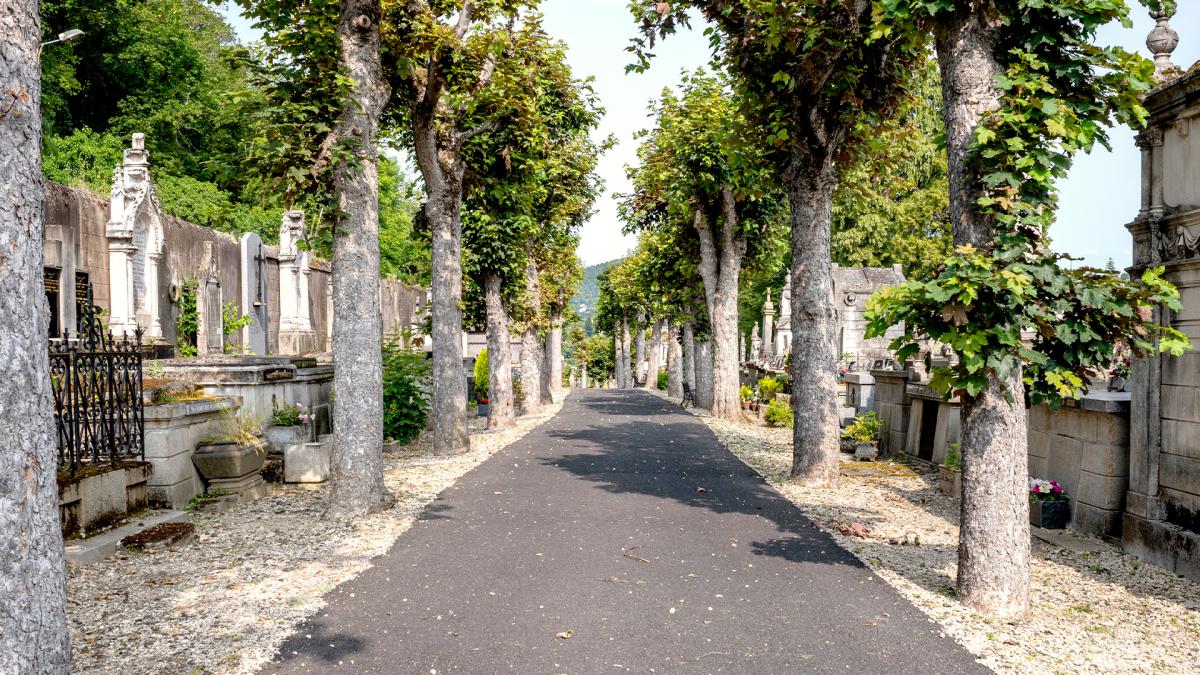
1123,43,1200,579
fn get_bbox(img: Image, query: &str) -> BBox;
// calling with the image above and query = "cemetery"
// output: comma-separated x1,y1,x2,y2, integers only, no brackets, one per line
2,1,1200,674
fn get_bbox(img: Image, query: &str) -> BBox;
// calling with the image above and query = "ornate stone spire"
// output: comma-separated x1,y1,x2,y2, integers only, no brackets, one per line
1147,6,1180,83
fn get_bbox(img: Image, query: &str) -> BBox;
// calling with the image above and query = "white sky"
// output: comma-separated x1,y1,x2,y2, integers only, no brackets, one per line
218,2,1199,269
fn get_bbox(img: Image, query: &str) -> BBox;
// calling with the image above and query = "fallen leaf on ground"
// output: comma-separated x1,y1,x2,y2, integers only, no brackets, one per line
555,629,574,640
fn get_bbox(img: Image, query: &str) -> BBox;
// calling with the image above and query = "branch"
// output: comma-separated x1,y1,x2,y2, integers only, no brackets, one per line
460,118,500,143
454,1,475,40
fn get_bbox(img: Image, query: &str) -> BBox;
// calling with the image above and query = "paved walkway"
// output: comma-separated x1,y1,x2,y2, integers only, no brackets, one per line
269,390,984,673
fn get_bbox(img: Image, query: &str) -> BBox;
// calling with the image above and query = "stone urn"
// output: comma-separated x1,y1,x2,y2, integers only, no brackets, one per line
192,438,267,502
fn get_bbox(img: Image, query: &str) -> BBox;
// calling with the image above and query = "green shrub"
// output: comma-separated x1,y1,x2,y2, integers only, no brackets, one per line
764,400,793,428
843,411,882,444
740,385,754,401
473,348,489,402
942,442,962,470
656,369,668,390
383,333,431,444
175,278,198,357
757,376,785,400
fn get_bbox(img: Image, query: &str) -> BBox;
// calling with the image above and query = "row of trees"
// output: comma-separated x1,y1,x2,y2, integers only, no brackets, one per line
599,0,1188,620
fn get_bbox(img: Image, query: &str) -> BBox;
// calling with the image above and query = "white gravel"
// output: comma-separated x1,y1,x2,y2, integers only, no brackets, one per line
66,401,562,675
686,404,1200,674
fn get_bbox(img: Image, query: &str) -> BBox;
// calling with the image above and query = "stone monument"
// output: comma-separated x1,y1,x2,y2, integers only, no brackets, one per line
239,232,268,355
105,133,165,338
278,210,317,354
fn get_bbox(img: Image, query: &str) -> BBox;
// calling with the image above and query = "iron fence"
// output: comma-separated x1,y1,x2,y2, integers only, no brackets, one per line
49,301,144,474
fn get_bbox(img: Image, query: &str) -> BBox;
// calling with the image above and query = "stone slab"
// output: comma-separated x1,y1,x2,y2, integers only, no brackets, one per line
64,510,189,565
284,441,332,483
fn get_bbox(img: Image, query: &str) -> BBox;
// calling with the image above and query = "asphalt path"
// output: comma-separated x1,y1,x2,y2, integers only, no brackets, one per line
268,389,985,674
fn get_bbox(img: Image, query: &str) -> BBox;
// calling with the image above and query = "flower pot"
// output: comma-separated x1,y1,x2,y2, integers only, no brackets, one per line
477,403,490,417
853,442,878,462
1030,499,1070,530
938,465,962,498
742,401,750,410
265,424,311,453
839,437,858,453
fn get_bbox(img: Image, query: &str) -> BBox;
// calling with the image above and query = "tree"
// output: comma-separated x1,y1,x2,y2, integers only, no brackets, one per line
622,72,785,418
322,0,395,517
868,0,1188,616
387,0,536,454
1,0,72,669
632,2,926,485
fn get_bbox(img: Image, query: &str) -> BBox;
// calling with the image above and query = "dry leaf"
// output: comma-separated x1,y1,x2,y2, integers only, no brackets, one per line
555,629,574,640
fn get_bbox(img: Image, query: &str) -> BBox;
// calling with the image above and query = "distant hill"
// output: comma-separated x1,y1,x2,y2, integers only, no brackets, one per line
571,258,621,335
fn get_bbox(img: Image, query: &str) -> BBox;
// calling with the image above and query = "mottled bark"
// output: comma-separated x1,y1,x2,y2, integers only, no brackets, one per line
644,318,665,389
519,257,543,414
667,321,683,398
0,2,71,671
695,339,714,410
787,159,841,487
542,311,563,402
937,5,1030,617
634,312,646,385
621,318,633,388
682,321,696,392
694,199,746,420
325,0,395,517
483,271,515,430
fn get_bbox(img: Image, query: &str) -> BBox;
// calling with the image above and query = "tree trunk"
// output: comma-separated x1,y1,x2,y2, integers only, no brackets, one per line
325,0,395,517
634,312,646,385
937,5,1030,617
644,318,664,389
667,321,683,398
519,258,543,414
543,311,563,402
682,321,696,392
694,202,746,420
484,271,515,430
786,159,842,487
0,4,71,670
695,339,714,409
613,323,625,388
621,318,633,388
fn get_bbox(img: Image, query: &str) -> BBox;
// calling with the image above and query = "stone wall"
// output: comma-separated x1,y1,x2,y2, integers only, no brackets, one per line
1028,395,1131,538
44,180,426,356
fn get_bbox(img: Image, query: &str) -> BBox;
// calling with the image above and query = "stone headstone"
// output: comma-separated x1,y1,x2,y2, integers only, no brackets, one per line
239,233,268,356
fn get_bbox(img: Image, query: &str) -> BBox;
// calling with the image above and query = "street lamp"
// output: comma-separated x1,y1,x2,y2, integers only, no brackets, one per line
41,29,84,49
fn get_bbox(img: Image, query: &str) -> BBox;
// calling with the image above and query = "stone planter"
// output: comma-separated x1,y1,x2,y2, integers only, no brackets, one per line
478,402,490,417
938,465,962,499
192,438,267,503
839,437,858,453
265,424,311,457
854,442,878,462
1030,499,1070,530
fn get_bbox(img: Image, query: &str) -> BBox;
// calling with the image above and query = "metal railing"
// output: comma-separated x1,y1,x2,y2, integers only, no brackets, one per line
49,301,144,474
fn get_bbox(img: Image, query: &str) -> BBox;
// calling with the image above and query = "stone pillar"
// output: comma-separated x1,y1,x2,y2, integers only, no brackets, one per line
277,210,317,354
196,242,222,356
740,332,746,363
239,233,268,356
105,133,165,338
750,323,761,360
775,276,792,356
761,289,775,358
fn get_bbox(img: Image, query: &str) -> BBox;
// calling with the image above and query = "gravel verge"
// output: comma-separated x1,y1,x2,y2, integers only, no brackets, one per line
66,401,563,675
675,398,1200,674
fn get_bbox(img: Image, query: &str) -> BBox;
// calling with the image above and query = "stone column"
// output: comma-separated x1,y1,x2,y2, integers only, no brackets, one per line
750,323,761,360
775,277,792,355
277,210,317,354
761,288,775,358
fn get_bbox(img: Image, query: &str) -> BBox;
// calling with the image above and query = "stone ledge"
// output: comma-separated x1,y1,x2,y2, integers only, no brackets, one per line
64,510,189,565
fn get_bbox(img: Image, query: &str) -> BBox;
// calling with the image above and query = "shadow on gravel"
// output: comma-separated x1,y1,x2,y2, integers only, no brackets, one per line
544,390,862,570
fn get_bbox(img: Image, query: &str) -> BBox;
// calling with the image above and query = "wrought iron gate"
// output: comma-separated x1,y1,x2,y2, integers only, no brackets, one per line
49,300,144,474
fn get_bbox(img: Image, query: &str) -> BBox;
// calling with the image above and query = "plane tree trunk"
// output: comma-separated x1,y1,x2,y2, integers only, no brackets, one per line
484,271,515,430
0,2,72,669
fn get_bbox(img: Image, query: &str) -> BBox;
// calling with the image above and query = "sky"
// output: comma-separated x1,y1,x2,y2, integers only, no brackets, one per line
217,2,1199,270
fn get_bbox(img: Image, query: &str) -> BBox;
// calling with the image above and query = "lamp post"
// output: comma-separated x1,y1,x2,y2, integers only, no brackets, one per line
40,28,84,51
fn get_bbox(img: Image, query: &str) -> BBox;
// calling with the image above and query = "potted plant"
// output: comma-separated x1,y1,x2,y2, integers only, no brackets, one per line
740,385,753,410
842,411,881,461
192,409,267,494
938,442,962,498
1108,353,1132,392
1029,478,1070,529
266,401,314,448
763,399,793,428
